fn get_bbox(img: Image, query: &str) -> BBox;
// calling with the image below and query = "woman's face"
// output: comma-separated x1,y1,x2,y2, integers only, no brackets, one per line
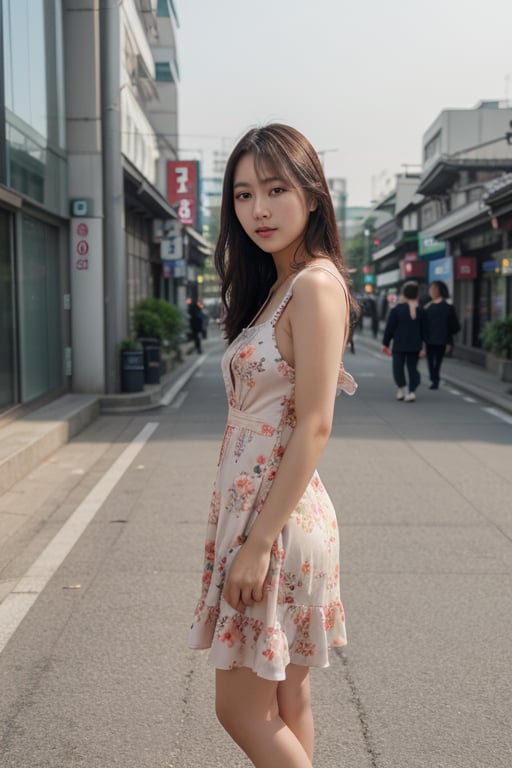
429,283,440,300
232,153,314,260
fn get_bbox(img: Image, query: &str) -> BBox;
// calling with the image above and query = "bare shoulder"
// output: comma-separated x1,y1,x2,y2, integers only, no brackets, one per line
292,262,347,305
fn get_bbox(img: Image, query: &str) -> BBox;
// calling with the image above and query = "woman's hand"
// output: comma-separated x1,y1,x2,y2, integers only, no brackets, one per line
223,538,271,613
382,345,392,356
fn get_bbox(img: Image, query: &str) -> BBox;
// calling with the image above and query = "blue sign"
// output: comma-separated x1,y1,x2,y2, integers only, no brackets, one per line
428,257,452,283
163,258,187,278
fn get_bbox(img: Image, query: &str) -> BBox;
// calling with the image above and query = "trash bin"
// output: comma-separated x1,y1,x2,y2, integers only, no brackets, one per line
120,349,144,392
139,337,161,385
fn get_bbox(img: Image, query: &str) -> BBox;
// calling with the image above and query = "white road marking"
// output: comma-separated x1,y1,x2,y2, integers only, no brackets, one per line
482,407,512,425
448,388,462,395
0,421,159,656
463,396,477,403
160,356,205,406
171,391,188,409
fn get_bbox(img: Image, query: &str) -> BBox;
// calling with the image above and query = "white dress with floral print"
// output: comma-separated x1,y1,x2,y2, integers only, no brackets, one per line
189,266,357,681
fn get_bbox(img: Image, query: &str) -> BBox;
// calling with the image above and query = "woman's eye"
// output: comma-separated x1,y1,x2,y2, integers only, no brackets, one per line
235,192,251,200
270,187,285,196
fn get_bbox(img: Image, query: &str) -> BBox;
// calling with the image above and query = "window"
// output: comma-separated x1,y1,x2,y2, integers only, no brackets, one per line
157,0,179,23
424,131,441,165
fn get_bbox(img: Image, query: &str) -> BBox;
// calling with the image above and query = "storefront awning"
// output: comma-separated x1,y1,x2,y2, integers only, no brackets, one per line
185,226,212,256
420,200,489,241
419,160,512,198
376,268,401,288
372,243,398,262
484,173,512,218
123,157,178,220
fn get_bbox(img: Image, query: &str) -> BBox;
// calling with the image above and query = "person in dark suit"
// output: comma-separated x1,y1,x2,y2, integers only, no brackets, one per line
188,301,205,354
382,281,427,402
424,281,461,389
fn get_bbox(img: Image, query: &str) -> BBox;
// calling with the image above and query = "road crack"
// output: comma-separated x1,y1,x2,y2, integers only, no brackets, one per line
336,647,381,768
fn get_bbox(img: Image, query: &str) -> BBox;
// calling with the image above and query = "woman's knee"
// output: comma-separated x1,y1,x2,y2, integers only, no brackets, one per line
215,693,236,734
277,666,312,720
215,668,279,739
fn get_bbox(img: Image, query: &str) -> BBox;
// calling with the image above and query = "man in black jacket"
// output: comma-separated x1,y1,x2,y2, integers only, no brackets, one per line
424,281,461,389
382,281,427,402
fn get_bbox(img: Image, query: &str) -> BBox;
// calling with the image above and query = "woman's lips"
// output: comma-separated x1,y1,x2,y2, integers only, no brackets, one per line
256,228,276,238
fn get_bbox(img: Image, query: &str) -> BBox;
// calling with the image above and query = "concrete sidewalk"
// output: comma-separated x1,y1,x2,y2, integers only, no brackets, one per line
0,333,223,498
354,326,512,416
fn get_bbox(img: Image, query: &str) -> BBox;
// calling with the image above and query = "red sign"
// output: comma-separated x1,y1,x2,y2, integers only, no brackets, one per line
167,160,199,227
400,259,427,278
455,257,477,280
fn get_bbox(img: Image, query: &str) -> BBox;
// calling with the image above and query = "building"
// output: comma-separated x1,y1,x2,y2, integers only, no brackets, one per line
364,101,512,356
370,174,423,303
327,177,347,244
417,101,512,353
0,0,207,417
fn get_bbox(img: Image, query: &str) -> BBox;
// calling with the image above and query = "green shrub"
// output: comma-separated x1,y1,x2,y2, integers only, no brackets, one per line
481,316,512,359
120,338,142,351
133,299,183,344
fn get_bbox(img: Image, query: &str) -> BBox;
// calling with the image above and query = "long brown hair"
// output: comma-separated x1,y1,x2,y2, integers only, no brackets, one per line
215,123,354,342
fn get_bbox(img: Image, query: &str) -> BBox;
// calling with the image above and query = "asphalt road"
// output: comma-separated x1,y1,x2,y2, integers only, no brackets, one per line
0,336,511,768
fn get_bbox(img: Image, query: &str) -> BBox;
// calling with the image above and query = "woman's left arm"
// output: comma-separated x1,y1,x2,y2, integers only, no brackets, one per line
223,270,347,611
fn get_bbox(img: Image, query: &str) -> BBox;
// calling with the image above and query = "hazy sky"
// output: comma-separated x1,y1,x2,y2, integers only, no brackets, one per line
176,0,512,206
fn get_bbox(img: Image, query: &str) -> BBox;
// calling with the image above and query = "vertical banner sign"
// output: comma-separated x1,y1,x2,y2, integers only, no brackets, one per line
162,219,183,261
70,217,105,391
167,160,199,228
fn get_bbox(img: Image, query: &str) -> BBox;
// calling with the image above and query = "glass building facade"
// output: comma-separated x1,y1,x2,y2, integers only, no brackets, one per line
0,0,68,413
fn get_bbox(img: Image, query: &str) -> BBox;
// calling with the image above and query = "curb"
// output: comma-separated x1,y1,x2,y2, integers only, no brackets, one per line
0,395,99,496
0,339,225,497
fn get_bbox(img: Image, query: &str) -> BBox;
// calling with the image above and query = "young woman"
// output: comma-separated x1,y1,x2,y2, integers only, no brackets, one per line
382,281,427,402
425,280,461,389
189,124,357,768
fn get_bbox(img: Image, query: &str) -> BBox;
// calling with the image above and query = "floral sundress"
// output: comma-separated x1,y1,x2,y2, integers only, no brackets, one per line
189,266,357,681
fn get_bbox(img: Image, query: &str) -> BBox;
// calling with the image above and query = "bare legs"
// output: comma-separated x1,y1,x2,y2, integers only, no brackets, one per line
215,664,314,767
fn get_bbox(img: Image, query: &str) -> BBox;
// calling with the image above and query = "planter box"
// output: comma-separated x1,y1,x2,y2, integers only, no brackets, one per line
120,350,144,392
485,353,512,382
138,337,161,385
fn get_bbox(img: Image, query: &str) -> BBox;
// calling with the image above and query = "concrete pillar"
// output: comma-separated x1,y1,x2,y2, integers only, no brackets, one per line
100,0,126,393
63,0,106,393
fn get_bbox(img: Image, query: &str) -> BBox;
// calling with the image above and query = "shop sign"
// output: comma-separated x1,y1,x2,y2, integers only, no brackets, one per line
482,259,501,273
167,160,200,228
494,250,512,276
428,256,452,283
163,258,186,278
419,234,446,259
160,219,183,262
455,257,477,280
401,260,427,278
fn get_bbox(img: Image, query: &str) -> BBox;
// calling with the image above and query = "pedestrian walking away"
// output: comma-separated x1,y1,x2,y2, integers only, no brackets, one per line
424,280,461,389
348,301,358,353
382,281,427,402
188,300,205,354
188,123,358,768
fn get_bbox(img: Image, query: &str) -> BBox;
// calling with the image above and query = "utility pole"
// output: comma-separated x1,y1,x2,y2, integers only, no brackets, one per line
101,0,126,393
